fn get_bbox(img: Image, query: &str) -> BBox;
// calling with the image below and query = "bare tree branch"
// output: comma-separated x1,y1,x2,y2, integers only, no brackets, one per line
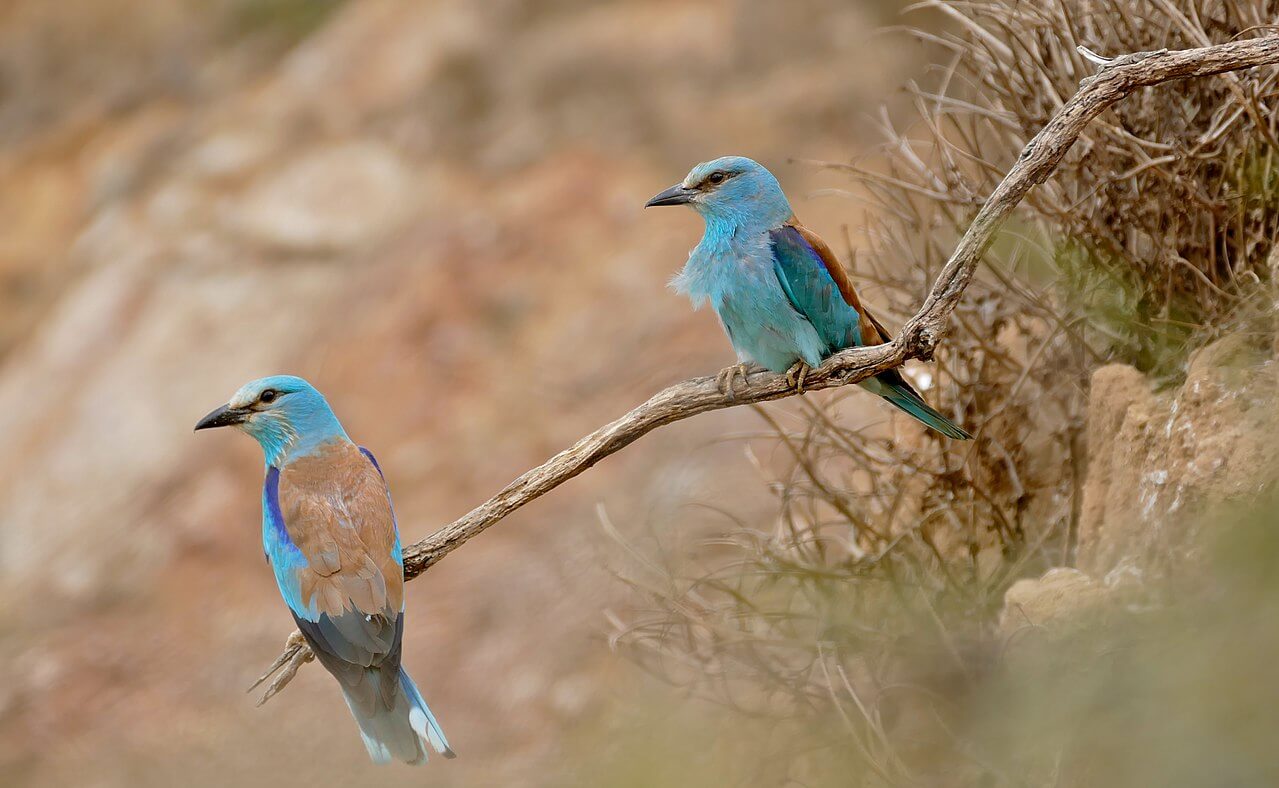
252,36,1279,702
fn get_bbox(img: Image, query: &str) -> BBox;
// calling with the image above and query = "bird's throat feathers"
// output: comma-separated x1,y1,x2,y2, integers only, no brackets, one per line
671,214,791,308
244,390,350,468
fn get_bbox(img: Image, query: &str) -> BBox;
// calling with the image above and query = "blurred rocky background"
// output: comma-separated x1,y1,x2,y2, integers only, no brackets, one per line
0,0,910,785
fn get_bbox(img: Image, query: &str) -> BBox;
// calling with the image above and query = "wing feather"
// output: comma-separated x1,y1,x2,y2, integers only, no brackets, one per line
773,218,897,348
770,218,931,398
264,442,407,673
278,442,405,620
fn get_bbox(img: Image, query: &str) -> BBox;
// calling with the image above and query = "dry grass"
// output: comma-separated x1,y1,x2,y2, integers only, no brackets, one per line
878,0,1279,377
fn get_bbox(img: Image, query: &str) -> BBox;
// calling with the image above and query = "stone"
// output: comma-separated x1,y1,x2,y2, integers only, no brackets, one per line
1077,338,1278,575
223,142,416,254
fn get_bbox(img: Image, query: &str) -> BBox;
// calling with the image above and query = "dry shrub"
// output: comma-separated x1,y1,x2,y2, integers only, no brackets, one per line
884,0,1279,376
609,1,1278,784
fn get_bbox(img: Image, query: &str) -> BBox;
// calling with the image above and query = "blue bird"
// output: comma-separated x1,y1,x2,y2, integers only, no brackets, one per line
646,156,971,440
195,375,454,764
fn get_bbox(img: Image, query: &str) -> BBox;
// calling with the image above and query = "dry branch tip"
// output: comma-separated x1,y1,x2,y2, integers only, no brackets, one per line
249,631,311,703
1077,45,1114,66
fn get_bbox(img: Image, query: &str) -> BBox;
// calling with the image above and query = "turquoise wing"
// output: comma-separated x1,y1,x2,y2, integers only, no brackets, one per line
768,224,863,352
768,221,972,439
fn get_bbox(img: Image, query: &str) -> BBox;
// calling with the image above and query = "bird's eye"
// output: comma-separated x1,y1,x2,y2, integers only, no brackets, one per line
259,389,278,404
706,171,728,185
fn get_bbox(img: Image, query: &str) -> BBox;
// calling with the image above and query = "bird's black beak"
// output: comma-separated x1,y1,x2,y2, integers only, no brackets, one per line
194,403,248,431
645,183,697,208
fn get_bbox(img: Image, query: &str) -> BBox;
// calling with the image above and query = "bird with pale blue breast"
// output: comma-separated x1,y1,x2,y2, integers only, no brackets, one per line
195,375,455,764
646,156,971,440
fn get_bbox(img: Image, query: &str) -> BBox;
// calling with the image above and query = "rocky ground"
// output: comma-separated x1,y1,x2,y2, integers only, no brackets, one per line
1003,332,1279,638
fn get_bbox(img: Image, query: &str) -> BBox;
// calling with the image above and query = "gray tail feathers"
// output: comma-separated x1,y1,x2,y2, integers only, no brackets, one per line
339,666,455,765
863,376,973,440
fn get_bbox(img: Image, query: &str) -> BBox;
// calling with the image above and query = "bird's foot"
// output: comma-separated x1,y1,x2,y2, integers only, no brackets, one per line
786,361,812,393
716,362,751,399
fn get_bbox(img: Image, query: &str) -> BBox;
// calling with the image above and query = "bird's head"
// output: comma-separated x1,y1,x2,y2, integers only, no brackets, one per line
194,374,348,466
645,156,792,231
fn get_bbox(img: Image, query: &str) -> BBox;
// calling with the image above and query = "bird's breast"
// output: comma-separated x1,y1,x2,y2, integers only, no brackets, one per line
676,232,774,305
